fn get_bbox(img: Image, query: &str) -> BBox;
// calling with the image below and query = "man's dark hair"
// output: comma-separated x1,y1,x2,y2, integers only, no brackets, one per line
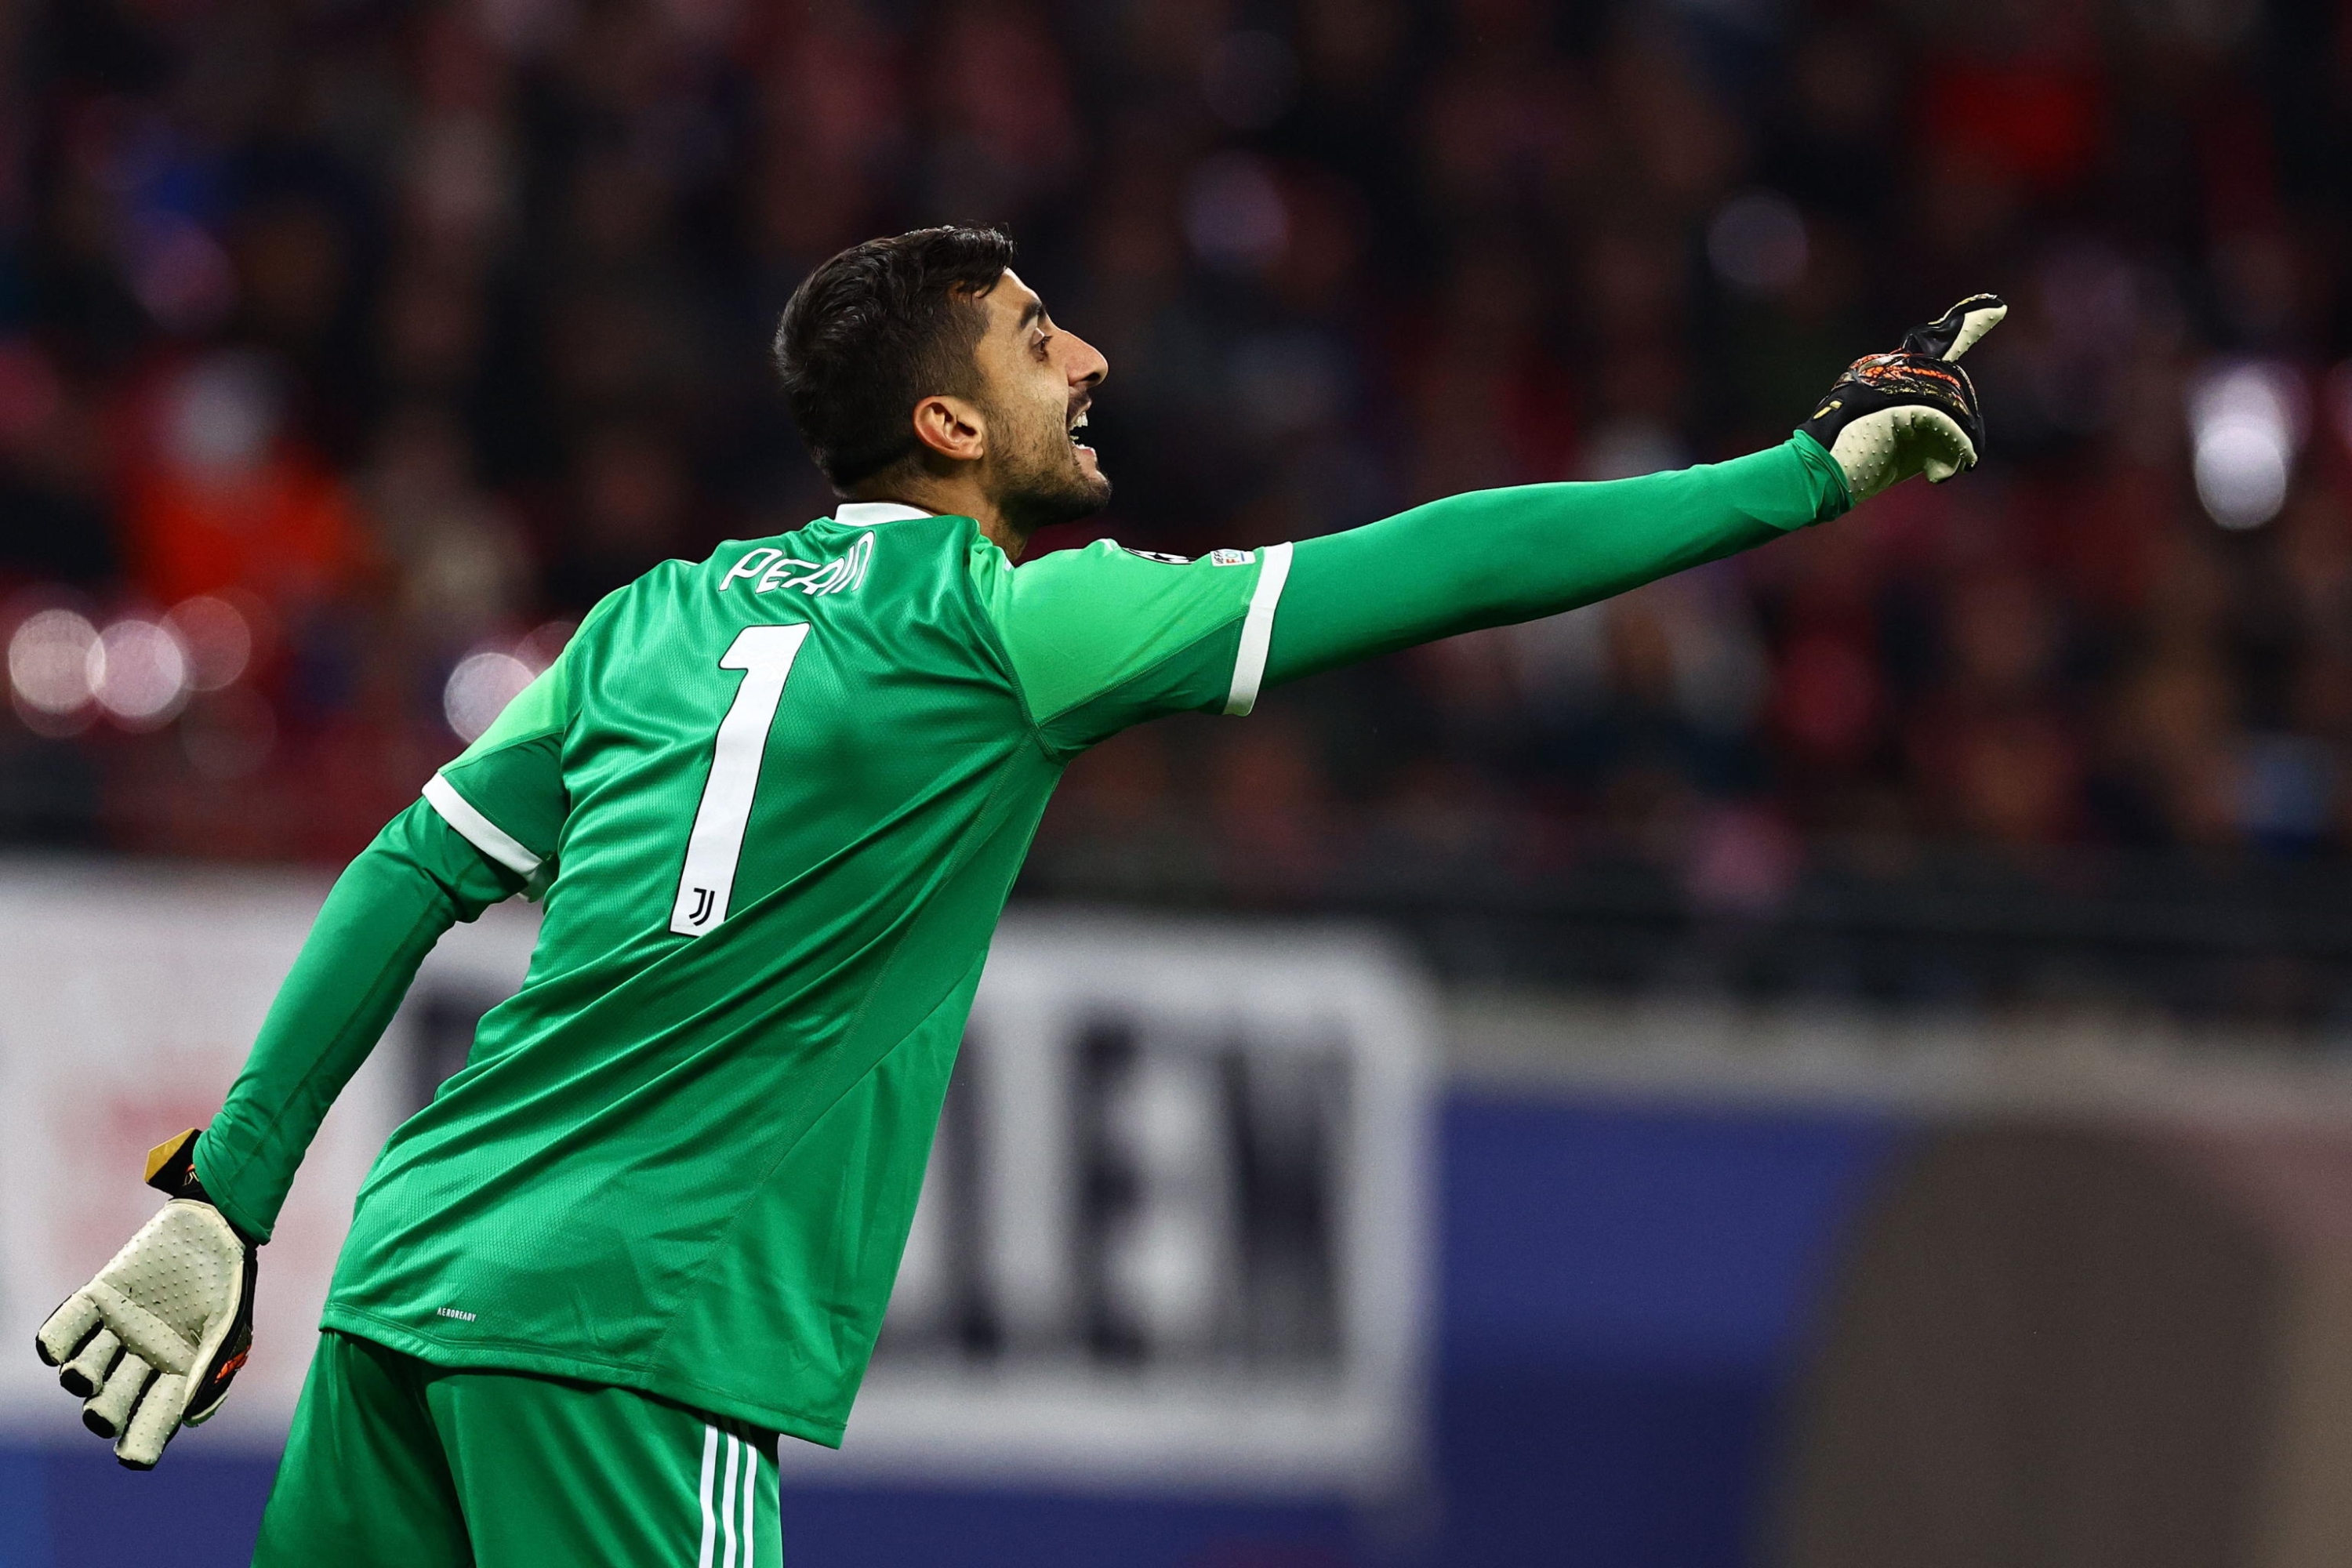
773,226,1018,489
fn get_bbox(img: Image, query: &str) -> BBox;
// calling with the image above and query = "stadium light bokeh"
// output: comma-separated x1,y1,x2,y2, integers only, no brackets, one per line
2187,360,2305,531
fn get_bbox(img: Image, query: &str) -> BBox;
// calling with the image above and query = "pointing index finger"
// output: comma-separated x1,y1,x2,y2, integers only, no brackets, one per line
1902,293,2008,362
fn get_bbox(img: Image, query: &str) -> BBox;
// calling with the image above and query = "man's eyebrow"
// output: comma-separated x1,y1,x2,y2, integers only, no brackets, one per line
1015,297,1046,331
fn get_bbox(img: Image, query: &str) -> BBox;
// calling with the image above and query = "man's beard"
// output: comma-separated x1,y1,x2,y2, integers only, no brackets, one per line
989,405,1112,534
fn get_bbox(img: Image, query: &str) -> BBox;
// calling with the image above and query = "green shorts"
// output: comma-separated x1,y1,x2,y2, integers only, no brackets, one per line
253,1330,782,1567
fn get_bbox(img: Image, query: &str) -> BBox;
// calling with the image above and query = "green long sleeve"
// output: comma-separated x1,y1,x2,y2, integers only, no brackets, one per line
1263,433,1850,687
193,800,521,1241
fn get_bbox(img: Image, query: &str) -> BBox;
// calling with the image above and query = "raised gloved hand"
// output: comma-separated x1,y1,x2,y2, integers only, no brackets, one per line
34,1129,256,1469
1800,293,2007,501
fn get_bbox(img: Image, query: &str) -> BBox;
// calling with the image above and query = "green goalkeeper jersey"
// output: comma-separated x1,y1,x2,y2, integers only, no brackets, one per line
194,437,1851,1446
325,502,1294,1445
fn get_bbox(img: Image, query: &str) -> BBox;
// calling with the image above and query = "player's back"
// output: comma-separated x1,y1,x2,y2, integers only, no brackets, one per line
325,504,1062,1440
323,499,1284,1441
519,506,1035,1024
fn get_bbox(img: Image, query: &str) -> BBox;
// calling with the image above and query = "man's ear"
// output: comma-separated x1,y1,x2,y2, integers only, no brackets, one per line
910,394,985,463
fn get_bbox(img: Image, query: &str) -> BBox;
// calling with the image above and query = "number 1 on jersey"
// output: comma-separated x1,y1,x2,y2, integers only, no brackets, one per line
670,623,811,936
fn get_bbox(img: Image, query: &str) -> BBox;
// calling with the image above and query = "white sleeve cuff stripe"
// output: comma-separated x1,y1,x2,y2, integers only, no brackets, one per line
1223,541,1293,717
423,774,543,877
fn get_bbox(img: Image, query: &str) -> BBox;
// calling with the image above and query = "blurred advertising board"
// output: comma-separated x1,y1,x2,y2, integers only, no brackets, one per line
824,913,1436,1498
0,871,1434,1498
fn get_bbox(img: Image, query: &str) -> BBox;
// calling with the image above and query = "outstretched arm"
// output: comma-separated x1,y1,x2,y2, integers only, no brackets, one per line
1263,432,1848,688
1263,292,2007,688
973,297,1999,751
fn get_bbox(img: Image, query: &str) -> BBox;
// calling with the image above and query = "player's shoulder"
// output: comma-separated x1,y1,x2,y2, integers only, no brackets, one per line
1006,537,1264,593
1015,536,1252,570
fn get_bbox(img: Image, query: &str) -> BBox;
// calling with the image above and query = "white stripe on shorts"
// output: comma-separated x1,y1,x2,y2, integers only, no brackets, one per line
697,1425,767,1566
697,1426,719,1568
740,1437,758,1566
719,1434,741,1567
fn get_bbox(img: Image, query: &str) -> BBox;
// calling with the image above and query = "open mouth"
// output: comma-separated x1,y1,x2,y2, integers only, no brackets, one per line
1068,408,1093,457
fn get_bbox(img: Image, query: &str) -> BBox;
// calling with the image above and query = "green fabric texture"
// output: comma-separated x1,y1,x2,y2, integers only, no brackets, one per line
1038,619,1250,756
193,441,1851,1450
1265,433,1849,685
970,535,1265,751
198,803,519,1243
254,1330,781,1568
315,514,1073,1445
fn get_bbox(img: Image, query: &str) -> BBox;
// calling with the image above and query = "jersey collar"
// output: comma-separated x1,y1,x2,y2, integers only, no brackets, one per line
833,502,933,527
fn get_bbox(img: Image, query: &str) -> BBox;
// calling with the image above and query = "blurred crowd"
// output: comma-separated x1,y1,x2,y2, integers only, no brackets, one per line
2,0,2350,902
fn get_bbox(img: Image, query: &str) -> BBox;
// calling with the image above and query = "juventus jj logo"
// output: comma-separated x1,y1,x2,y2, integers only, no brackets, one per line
670,622,811,938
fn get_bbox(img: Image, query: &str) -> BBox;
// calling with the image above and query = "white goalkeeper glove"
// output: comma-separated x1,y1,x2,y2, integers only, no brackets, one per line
34,1129,257,1469
1800,293,2007,500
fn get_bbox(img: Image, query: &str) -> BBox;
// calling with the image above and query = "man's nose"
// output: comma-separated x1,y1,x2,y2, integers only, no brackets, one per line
1065,332,1108,390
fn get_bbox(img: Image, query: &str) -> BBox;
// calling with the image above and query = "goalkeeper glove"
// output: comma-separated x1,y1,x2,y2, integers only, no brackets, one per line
1801,293,2007,501
34,1129,256,1469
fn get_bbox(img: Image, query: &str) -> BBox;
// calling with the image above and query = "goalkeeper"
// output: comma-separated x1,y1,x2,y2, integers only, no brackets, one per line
36,224,2001,1565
